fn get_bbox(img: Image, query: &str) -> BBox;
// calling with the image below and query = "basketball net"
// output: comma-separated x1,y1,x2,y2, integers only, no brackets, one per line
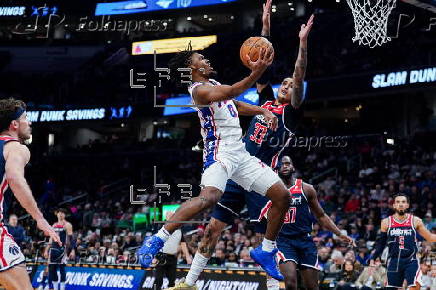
346,0,397,48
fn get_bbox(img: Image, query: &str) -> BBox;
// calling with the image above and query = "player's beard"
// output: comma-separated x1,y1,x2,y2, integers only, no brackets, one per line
279,168,295,179
396,209,406,216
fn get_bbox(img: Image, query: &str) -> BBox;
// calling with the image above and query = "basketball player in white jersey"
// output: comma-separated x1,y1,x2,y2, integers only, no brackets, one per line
138,40,292,281
0,98,61,289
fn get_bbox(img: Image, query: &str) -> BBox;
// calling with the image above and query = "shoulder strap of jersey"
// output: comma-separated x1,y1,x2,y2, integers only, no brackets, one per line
261,100,273,108
409,214,414,227
387,215,392,230
295,179,303,190
0,136,19,142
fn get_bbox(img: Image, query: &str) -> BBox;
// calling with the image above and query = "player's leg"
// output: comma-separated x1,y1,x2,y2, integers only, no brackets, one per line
405,259,422,290
298,236,320,290
300,268,319,290
232,156,289,280
0,234,30,290
138,162,230,267
173,183,246,289
386,258,404,289
166,255,177,288
245,190,281,290
279,262,298,290
59,264,66,290
48,264,58,290
153,264,165,290
0,264,33,290
182,217,227,287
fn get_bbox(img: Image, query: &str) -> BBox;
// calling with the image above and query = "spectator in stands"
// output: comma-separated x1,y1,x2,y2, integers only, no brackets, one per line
6,214,27,249
336,259,361,289
328,251,345,274
355,258,386,289
345,194,361,213
317,247,331,271
424,212,436,230
209,249,226,266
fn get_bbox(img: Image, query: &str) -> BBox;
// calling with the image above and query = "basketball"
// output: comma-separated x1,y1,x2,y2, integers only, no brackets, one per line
240,36,274,68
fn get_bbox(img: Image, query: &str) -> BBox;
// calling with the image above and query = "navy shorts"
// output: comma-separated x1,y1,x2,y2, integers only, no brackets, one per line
276,234,320,270
211,180,269,233
386,257,422,288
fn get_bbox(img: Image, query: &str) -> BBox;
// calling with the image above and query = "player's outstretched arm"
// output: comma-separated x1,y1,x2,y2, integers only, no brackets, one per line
291,15,314,109
256,0,273,93
234,100,278,130
261,0,272,37
5,142,62,245
193,48,274,105
414,216,436,242
304,183,355,246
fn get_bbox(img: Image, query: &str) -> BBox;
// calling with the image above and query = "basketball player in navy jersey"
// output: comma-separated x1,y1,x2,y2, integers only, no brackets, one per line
0,98,61,289
43,208,74,290
370,194,436,289
259,156,354,290
166,2,317,289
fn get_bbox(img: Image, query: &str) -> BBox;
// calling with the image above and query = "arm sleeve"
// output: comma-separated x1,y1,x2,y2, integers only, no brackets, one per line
68,235,76,251
283,105,303,133
370,232,388,261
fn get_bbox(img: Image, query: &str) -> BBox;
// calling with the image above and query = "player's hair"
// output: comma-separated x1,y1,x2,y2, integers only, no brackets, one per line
55,208,68,215
168,42,194,87
0,98,26,132
393,193,410,203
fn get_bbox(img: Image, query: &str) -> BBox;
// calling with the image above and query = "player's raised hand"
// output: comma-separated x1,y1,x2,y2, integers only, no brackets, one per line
246,47,274,74
262,0,272,35
299,14,314,41
37,218,62,246
262,109,278,131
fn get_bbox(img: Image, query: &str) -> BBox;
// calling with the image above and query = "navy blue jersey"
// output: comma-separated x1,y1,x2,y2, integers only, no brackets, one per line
0,136,19,223
258,179,313,236
387,214,418,260
242,85,302,169
51,223,67,248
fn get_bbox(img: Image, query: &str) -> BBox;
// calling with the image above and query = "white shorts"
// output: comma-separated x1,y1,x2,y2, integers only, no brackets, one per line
0,226,25,272
201,142,281,195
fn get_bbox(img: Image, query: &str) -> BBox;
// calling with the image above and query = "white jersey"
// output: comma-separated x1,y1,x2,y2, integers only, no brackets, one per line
188,79,243,169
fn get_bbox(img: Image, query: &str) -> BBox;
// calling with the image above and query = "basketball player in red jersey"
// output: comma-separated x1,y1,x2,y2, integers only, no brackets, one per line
0,98,61,289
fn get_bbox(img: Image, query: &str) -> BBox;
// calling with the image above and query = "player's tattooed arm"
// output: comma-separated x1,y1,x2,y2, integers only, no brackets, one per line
304,183,355,246
414,216,436,242
291,15,314,109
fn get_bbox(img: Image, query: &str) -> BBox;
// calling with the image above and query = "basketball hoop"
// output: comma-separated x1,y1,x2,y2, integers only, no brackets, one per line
346,0,397,48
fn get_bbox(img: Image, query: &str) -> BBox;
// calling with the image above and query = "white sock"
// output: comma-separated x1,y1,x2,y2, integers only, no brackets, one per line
59,282,65,290
52,281,59,290
185,252,209,286
156,227,171,242
262,238,277,252
267,277,280,290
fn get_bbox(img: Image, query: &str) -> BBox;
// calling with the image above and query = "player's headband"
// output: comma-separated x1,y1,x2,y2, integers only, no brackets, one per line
9,108,25,121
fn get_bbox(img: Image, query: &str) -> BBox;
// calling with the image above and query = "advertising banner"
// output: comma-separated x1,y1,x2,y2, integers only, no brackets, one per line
31,265,145,290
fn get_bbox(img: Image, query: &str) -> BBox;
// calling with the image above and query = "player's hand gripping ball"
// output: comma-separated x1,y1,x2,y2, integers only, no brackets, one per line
240,37,274,68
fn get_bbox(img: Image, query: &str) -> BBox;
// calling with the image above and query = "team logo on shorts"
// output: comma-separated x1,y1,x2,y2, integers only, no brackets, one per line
9,244,20,255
